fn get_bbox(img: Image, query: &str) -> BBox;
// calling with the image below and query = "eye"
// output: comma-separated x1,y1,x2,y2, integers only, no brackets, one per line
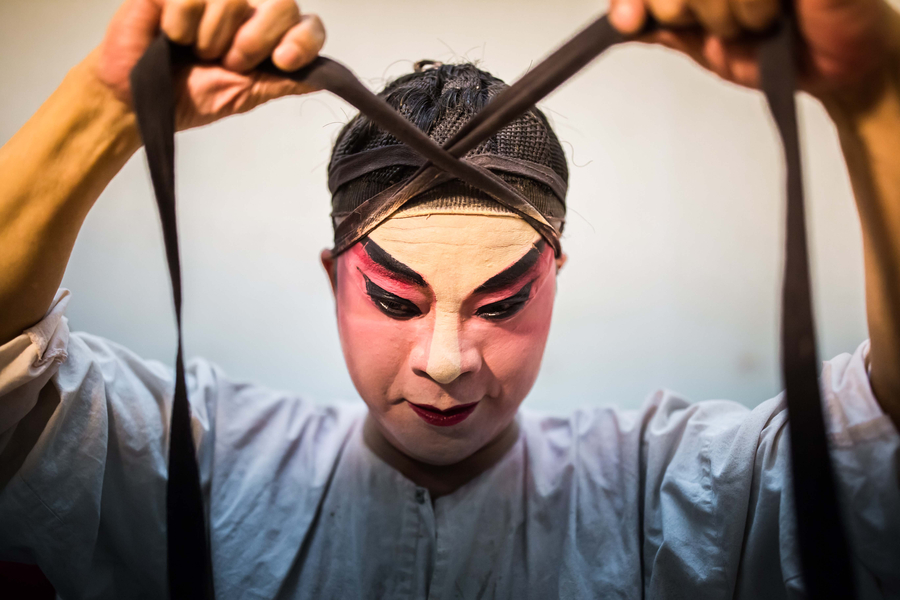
475,281,533,321
373,297,421,319
360,271,422,320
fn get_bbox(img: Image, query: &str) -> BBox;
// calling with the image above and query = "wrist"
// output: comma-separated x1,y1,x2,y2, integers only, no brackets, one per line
819,51,900,188
818,12,900,133
0,48,143,237
67,49,142,160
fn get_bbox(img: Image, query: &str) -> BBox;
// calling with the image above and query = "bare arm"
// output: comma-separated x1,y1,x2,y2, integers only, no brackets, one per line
0,0,324,346
824,51,900,427
0,53,140,345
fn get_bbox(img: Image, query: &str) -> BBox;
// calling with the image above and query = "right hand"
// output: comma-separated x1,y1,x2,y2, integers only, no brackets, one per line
94,0,325,131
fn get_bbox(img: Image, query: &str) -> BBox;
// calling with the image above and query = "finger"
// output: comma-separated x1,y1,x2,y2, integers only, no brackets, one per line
714,38,760,87
252,71,322,103
271,13,325,71
645,0,695,28
651,31,760,87
686,0,741,39
222,0,301,72
729,0,779,32
195,0,253,60
609,0,648,36
160,0,207,45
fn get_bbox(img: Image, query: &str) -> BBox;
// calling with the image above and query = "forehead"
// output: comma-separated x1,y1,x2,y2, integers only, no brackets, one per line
367,214,542,293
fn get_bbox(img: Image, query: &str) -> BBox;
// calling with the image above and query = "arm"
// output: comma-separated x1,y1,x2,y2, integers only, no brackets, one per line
0,53,140,345
0,0,325,346
822,56,900,428
608,0,900,428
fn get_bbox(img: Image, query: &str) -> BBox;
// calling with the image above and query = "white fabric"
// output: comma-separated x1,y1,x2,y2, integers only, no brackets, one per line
0,290,898,600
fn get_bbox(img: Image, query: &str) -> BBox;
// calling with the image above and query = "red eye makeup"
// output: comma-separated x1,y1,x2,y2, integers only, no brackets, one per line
359,270,423,319
475,281,534,320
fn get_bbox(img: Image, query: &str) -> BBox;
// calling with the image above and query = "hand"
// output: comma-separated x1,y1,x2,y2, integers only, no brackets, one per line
94,0,325,130
608,0,900,99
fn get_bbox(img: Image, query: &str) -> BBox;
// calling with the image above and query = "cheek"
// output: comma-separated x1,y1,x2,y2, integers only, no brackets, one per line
335,271,416,401
477,275,556,398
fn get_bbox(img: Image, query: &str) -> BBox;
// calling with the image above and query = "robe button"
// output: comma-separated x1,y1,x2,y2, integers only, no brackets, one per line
415,488,426,504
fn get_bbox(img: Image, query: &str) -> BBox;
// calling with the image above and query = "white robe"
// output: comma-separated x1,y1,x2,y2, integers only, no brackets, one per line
0,290,898,599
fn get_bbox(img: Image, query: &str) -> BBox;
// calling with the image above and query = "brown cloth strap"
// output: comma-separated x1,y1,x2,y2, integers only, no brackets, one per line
328,148,569,201
259,57,563,255
130,13,856,600
330,160,566,231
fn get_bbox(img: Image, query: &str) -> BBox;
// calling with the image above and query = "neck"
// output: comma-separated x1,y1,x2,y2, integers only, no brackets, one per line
362,416,520,499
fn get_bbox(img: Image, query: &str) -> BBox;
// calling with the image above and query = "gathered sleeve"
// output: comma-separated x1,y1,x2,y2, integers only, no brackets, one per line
639,341,900,599
0,290,221,599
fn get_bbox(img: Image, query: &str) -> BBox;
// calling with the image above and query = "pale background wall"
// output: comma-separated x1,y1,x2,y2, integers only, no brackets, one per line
0,0,869,412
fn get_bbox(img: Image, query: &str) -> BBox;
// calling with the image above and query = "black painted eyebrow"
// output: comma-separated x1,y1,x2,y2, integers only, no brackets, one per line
475,240,546,294
361,238,426,286
360,270,414,302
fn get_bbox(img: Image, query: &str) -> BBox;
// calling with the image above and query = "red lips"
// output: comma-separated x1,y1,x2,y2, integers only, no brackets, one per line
407,401,479,427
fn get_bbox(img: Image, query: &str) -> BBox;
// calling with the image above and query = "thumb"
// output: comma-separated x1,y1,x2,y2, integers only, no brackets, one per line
253,72,323,105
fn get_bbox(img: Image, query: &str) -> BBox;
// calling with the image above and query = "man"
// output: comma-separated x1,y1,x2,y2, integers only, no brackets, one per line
0,0,898,597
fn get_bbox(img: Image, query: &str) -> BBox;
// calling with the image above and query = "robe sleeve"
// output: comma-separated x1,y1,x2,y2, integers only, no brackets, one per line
640,340,900,599
0,289,221,599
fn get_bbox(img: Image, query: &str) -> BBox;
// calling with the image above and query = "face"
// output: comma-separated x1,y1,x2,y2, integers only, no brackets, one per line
322,213,564,465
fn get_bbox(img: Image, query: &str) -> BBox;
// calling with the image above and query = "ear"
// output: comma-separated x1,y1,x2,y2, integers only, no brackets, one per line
555,252,568,273
320,248,338,295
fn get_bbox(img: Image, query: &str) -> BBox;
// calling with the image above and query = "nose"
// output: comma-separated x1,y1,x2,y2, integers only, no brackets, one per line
417,310,480,385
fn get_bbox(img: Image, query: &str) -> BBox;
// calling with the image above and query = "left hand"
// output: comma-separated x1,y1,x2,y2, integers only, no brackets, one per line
608,0,900,98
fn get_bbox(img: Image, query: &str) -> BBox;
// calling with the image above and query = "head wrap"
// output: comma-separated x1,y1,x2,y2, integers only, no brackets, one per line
327,62,569,255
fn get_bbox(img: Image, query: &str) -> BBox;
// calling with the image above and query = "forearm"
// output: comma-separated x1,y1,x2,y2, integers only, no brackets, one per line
0,50,141,344
822,46,900,428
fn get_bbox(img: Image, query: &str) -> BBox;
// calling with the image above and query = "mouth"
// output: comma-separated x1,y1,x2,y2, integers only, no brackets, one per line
407,400,479,427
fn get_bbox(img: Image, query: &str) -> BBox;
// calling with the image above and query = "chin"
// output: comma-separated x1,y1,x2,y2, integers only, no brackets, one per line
387,412,508,465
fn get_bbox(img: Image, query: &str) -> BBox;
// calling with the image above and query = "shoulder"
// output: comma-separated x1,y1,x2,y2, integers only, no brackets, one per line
518,394,760,463
208,368,366,489
64,327,367,487
516,389,787,494
210,370,365,461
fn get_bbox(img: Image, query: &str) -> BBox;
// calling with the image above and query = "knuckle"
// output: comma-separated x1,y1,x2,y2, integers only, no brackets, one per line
734,0,777,29
290,34,315,59
222,0,252,23
226,44,256,70
195,46,217,60
195,36,222,59
226,0,250,12
649,0,689,23
169,0,205,12
234,38,265,63
689,0,740,37
272,0,301,20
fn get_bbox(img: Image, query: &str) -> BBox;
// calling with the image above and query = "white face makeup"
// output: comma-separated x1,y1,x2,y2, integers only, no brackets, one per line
369,214,543,385
328,213,562,465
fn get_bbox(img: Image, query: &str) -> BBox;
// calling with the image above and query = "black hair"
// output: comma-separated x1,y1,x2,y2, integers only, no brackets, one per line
327,62,569,249
329,61,568,190
335,62,509,153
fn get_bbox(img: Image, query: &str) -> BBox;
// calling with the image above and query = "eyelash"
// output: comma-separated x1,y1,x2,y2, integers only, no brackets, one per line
475,282,533,320
361,272,534,322
361,273,422,320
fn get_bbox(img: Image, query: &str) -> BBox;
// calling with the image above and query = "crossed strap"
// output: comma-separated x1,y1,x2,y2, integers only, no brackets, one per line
130,12,856,600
